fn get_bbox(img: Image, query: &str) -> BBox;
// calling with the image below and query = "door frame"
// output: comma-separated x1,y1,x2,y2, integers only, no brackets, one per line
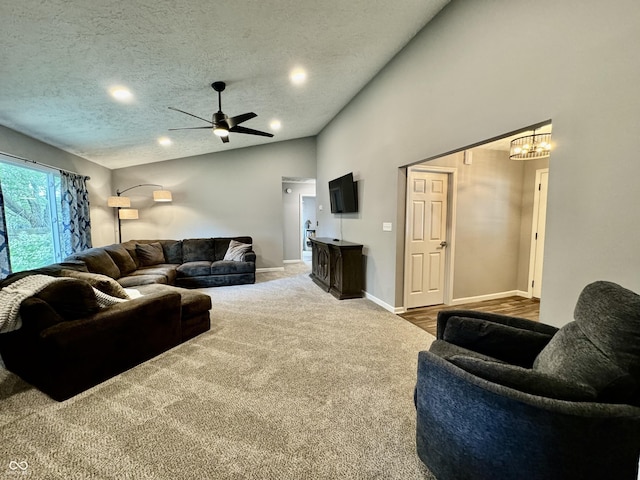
300,194,316,258
527,168,549,298
403,165,458,310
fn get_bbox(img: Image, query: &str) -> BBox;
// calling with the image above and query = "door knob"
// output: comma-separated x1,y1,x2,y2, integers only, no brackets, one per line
440,241,448,248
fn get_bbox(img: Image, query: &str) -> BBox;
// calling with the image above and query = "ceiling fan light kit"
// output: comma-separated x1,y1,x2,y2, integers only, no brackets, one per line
169,81,274,143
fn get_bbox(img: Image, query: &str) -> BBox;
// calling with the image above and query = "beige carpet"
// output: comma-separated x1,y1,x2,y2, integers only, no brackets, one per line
0,263,436,479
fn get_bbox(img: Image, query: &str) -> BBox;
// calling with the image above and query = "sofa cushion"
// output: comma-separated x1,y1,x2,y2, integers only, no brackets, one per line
177,261,212,277
35,278,100,320
136,283,212,318
103,244,137,275
69,248,121,279
122,243,141,269
61,269,130,299
534,321,638,403
129,265,177,284
573,281,640,382
442,316,554,367
136,242,166,266
159,240,183,264
211,260,255,275
183,238,215,262
118,274,169,287
449,355,598,401
223,239,252,261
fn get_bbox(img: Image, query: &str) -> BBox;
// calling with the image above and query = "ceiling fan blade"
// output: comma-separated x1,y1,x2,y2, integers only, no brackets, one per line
221,135,230,143
168,126,213,130
226,112,257,129
229,125,274,137
168,107,213,125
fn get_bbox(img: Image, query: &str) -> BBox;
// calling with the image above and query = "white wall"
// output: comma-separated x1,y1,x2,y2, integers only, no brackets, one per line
0,125,113,247
112,137,316,269
316,0,640,326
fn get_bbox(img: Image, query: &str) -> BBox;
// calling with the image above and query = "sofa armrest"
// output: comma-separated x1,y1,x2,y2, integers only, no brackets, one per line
242,250,256,263
40,291,182,351
416,350,640,480
436,309,558,339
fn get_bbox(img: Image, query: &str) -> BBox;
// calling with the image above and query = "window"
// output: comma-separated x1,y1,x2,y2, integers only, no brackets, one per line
0,159,63,271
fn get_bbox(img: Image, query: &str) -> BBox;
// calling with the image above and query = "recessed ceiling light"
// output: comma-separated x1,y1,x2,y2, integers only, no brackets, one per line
289,68,307,86
109,86,133,102
158,137,172,146
270,120,282,131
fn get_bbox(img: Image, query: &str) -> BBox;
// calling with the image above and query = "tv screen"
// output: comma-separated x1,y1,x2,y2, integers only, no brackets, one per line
329,172,358,213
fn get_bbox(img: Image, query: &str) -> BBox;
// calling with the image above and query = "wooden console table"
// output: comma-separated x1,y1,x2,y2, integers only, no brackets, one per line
309,237,363,299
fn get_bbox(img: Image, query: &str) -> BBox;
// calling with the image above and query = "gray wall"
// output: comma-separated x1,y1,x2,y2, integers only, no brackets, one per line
282,182,316,261
316,0,640,326
0,125,113,247
112,137,316,269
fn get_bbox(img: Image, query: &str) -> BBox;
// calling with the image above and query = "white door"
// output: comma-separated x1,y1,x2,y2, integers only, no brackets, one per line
405,171,449,308
531,169,549,298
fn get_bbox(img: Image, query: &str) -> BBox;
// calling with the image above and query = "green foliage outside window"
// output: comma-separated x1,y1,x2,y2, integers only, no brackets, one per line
0,161,61,271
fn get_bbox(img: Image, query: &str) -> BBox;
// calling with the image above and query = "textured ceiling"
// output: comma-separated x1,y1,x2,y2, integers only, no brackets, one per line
0,0,450,169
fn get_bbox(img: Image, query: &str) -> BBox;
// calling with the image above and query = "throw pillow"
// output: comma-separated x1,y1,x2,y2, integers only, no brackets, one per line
103,244,137,275
92,287,129,308
442,316,554,367
35,278,100,320
136,242,166,266
223,239,252,261
61,269,130,299
449,355,598,402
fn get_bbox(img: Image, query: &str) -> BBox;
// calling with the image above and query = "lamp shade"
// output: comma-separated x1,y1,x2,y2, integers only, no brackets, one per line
153,190,172,202
118,208,139,220
107,196,131,207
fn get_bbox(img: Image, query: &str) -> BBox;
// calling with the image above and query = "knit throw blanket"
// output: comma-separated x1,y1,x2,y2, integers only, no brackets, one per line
0,274,61,334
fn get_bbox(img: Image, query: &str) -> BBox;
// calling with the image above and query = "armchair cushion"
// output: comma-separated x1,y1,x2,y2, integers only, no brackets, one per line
574,280,640,381
534,321,638,404
442,315,554,367
449,355,598,401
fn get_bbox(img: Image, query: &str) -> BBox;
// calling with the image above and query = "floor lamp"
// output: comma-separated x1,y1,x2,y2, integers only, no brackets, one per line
107,184,172,242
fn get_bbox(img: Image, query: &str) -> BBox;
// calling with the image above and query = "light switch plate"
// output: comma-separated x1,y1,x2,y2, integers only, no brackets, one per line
383,222,392,232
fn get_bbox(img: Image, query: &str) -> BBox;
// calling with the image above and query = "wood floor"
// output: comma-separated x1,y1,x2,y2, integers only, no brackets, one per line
399,296,540,336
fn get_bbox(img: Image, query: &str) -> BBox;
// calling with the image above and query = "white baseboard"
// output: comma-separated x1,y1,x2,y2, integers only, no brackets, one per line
256,267,285,273
448,290,529,306
364,291,404,314
283,259,302,264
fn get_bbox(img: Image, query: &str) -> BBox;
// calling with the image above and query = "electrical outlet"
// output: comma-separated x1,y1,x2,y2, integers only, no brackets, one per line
383,222,392,232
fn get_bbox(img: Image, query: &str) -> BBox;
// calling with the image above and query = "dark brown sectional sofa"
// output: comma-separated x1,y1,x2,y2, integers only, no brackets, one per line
0,236,255,401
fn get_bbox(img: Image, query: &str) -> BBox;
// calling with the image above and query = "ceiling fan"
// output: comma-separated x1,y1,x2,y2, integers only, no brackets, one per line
168,81,274,143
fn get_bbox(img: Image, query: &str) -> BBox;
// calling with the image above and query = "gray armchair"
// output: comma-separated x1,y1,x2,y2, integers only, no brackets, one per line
415,281,640,480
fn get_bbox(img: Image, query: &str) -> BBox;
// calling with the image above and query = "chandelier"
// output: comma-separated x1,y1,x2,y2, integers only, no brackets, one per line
509,130,552,160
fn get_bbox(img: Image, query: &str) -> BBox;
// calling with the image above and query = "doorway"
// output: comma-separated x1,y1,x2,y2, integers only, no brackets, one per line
402,124,552,311
301,194,316,262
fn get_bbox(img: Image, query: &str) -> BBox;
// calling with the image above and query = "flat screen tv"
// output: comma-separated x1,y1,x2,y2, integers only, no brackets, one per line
329,172,358,213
